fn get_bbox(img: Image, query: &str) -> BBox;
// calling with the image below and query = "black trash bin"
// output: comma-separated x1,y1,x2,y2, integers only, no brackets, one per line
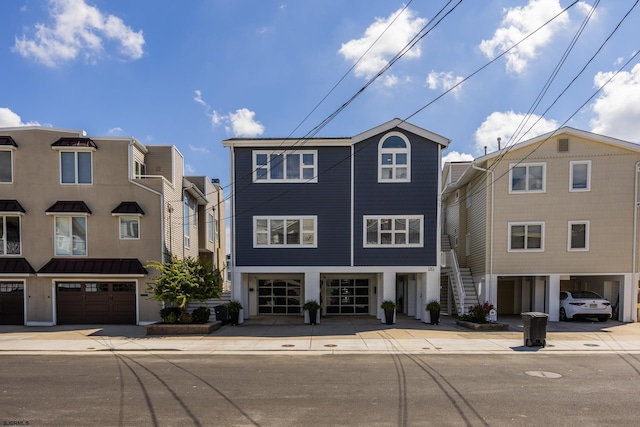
521,312,548,347
214,305,228,325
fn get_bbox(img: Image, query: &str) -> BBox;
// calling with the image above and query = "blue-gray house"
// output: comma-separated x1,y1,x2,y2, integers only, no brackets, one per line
222,119,450,323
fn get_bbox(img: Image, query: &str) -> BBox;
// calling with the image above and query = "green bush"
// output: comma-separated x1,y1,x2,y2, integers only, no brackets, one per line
191,306,211,324
179,312,193,324
160,306,181,323
459,301,495,323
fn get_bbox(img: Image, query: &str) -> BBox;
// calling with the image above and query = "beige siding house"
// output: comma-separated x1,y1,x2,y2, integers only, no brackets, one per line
442,127,640,322
0,127,226,325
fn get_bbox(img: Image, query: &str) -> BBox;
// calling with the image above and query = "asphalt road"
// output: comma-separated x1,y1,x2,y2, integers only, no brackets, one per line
1,353,639,426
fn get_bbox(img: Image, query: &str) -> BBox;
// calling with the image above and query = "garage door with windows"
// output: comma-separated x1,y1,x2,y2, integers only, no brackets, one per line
57,282,136,324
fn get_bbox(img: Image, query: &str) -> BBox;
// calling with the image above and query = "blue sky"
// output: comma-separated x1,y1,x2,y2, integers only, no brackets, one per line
2,0,640,187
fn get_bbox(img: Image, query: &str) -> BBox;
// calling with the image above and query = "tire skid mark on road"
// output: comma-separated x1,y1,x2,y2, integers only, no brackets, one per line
377,330,489,427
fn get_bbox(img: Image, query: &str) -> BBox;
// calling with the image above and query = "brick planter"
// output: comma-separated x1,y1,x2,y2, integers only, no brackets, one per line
146,321,220,335
455,320,509,331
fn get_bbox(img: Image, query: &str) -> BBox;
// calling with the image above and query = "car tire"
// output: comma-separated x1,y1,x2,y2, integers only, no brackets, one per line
598,317,608,322
560,308,568,321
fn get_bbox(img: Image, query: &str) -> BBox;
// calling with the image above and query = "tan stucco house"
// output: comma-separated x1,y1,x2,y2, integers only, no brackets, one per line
442,127,640,322
0,127,226,325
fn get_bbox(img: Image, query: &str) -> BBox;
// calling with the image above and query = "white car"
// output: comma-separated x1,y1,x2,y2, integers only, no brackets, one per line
559,290,612,322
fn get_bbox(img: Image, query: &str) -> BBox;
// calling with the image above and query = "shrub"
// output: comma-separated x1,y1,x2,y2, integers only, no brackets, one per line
160,306,181,323
179,312,193,324
191,306,211,324
460,301,495,323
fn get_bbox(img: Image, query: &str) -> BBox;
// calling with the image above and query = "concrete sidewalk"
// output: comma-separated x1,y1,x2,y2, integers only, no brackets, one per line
1,315,640,355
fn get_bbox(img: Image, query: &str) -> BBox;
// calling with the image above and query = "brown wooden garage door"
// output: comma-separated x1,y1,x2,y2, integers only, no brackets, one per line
0,282,24,325
56,282,136,324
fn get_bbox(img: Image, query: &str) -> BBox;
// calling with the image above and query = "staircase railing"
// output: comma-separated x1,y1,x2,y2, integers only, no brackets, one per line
443,249,466,315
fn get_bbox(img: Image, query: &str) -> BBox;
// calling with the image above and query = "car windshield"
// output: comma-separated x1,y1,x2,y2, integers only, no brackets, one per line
571,291,603,299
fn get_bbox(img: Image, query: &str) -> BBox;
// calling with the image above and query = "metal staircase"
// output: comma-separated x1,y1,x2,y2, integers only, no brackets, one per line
441,235,479,315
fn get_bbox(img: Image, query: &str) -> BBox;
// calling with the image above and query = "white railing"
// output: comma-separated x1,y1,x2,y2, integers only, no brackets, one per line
444,249,466,315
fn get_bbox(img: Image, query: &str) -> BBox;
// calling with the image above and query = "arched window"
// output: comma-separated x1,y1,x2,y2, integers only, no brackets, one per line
378,132,410,182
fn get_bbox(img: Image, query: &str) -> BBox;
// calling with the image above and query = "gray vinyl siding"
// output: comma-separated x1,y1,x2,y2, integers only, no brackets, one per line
353,130,439,266
234,146,351,266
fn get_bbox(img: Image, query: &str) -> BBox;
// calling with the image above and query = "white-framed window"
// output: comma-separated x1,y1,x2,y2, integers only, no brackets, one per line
0,150,13,183
364,215,423,247
508,222,544,252
134,160,146,179
509,163,545,193
60,151,92,184
570,160,591,192
214,218,219,243
207,213,214,242
118,216,140,240
568,221,589,251
378,132,411,183
183,194,190,248
55,216,87,256
0,215,20,255
254,216,317,247
253,150,317,183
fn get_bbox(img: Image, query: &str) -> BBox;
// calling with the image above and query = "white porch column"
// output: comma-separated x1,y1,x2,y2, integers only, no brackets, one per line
548,274,560,322
231,271,247,324
379,271,396,323
304,272,321,324
621,273,635,322
423,270,439,323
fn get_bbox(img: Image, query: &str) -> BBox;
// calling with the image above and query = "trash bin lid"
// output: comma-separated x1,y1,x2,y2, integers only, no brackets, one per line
521,312,549,318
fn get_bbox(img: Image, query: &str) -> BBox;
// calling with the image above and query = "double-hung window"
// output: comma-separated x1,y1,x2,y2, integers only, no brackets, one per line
364,215,423,247
0,150,13,183
253,150,317,183
379,132,411,183
568,221,589,251
184,194,191,248
207,213,214,242
509,163,545,193
55,216,87,256
0,215,20,255
570,160,590,191
254,216,317,247
118,217,140,239
60,151,92,184
509,222,544,252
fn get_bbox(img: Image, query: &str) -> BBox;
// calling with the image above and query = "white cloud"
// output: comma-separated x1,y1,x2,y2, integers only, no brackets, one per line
474,111,558,154
185,164,196,174
0,107,40,127
443,151,474,165
226,109,265,138
479,0,569,75
382,74,399,87
589,63,640,142
189,144,209,153
339,7,426,79
108,127,123,135
194,90,207,106
13,0,144,67
426,71,464,97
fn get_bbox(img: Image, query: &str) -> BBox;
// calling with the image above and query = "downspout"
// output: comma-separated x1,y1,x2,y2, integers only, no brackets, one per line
471,161,494,303
633,161,640,322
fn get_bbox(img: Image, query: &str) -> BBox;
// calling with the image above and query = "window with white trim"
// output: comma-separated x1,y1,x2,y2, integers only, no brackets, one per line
0,215,20,255
364,215,423,247
509,163,545,193
119,216,140,239
254,216,317,247
207,213,214,242
509,222,544,251
60,151,92,184
253,150,317,183
570,160,590,191
0,150,13,183
55,216,87,256
568,221,589,251
378,132,410,182
183,194,190,248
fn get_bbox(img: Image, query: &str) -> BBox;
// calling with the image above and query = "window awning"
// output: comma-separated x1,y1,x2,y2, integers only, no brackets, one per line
37,258,147,276
0,258,35,276
0,200,26,213
0,136,18,147
111,202,145,215
51,137,97,149
45,201,92,215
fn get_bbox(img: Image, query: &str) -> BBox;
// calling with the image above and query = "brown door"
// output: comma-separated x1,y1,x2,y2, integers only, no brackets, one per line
0,282,24,325
57,282,136,324
497,280,516,315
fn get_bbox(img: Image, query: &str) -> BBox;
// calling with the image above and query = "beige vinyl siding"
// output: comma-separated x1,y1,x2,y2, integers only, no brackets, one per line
145,146,175,183
490,134,640,274
465,175,487,277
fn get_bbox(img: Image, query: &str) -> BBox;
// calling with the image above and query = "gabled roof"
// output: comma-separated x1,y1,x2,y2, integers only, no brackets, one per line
0,258,35,276
111,202,145,215
38,258,147,276
0,200,26,213
352,118,450,147
45,201,92,215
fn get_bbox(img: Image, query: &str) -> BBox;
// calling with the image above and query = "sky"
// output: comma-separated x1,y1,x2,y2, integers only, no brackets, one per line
2,0,640,188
